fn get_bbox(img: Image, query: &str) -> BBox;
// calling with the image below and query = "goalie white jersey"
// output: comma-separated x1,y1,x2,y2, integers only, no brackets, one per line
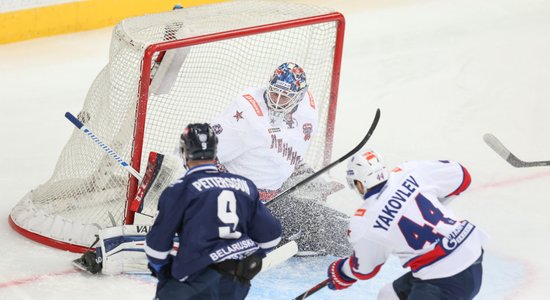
211,86,318,191
342,160,487,281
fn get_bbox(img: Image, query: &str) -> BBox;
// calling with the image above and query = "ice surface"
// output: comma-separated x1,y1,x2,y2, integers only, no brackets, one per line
1,0,550,299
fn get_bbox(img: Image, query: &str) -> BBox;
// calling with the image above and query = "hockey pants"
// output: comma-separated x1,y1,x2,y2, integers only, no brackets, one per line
392,250,484,300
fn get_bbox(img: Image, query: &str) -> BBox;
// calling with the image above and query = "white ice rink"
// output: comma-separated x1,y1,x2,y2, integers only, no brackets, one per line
1,0,550,299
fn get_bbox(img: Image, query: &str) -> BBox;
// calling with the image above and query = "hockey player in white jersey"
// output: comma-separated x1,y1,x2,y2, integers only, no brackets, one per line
211,62,350,256
211,62,316,195
326,149,486,299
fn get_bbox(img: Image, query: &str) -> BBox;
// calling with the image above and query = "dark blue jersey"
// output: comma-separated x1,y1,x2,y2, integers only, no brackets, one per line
145,164,282,281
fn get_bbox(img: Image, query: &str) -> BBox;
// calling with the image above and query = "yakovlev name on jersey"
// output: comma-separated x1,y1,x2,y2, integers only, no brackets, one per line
373,175,419,231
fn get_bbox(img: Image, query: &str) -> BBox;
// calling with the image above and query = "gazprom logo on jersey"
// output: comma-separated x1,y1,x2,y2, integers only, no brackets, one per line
83,128,127,166
441,221,475,251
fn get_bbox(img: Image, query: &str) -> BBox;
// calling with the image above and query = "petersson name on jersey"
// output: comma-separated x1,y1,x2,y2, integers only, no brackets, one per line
191,176,251,194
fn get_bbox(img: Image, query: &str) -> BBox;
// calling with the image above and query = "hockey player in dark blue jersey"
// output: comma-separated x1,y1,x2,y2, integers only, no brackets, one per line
145,123,282,300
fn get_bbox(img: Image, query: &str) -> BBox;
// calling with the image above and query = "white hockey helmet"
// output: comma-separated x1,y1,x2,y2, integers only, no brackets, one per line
346,148,389,195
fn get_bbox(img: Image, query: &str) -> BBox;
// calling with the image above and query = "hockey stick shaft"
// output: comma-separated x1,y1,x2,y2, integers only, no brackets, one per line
293,279,330,300
65,112,143,180
483,133,550,167
266,108,381,207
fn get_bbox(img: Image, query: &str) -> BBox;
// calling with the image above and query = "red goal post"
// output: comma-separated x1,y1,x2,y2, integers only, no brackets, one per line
10,0,345,252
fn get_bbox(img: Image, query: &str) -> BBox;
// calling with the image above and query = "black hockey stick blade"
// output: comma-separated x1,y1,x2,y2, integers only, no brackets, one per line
483,133,550,167
267,108,381,206
293,278,330,300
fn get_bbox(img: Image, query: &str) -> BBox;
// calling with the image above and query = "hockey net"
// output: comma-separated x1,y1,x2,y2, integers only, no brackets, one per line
9,0,345,252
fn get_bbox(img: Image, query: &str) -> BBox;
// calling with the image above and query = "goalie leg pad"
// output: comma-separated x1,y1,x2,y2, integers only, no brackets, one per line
99,225,150,275
73,225,151,275
269,196,351,257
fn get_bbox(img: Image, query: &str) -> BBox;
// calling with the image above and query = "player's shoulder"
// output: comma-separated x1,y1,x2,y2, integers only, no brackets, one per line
219,170,252,182
234,86,268,117
158,176,188,204
395,160,461,175
294,91,318,123
348,202,376,240
218,171,260,199
303,90,317,111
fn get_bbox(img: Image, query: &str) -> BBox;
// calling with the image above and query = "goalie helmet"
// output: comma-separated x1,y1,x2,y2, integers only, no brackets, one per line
346,148,389,196
266,62,308,119
179,123,218,160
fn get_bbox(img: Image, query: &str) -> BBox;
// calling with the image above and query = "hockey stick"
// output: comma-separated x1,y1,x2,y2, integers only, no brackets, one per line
150,5,182,80
266,108,381,207
293,278,330,300
260,240,298,273
483,133,550,167
65,112,143,180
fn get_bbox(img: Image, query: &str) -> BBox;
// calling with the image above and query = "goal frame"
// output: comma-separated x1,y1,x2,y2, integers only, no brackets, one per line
126,12,345,224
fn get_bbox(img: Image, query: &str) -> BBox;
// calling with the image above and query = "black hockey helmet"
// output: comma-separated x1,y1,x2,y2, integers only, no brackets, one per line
179,123,218,160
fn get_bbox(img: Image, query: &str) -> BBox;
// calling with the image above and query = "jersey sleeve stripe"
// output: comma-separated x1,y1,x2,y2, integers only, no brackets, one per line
403,244,447,272
446,164,472,197
144,242,170,260
257,236,282,249
349,255,383,280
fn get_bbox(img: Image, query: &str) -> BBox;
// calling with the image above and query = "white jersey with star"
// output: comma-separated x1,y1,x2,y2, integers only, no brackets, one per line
341,160,487,281
211,86,318,190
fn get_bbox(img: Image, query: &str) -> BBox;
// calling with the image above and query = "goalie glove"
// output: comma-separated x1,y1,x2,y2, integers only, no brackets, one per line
327,258,357,290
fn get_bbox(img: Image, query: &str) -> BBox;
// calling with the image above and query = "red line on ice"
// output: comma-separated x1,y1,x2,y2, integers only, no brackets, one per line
471,170,550,191
0,269,79,288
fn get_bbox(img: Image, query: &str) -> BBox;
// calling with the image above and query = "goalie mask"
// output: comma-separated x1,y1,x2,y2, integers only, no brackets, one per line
266,62,308,121
179,123,218,161
346,149,389,196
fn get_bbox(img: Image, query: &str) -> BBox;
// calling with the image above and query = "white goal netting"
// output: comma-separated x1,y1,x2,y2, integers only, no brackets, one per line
9,0,345,251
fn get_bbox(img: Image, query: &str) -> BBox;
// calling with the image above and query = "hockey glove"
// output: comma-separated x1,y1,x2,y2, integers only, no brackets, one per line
148,255,173,280
327,258,357,290
148,262,173,282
